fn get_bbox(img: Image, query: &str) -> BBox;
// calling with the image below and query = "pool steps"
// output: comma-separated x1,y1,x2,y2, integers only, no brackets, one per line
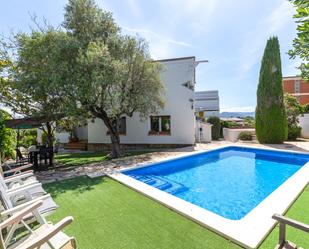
128,174,188,195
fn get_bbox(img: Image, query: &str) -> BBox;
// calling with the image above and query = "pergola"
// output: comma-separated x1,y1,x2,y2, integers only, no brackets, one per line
4,114,65,146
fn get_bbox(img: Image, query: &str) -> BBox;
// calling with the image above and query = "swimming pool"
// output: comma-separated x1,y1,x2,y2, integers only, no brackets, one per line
110,146,309,248
124,146,309,220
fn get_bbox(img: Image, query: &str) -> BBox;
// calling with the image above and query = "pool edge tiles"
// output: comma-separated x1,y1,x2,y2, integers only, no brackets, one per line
108,145,309,249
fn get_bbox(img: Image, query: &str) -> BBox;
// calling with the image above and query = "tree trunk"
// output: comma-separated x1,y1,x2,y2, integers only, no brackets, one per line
46,122,53,147
109,130,121,158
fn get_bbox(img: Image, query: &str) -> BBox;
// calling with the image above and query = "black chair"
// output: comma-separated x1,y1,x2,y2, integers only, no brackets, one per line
39,146,54,167
15,148,29,166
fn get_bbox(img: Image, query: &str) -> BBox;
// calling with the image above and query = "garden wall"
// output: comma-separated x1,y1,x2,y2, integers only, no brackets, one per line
299,114,309,138
223,128,255,142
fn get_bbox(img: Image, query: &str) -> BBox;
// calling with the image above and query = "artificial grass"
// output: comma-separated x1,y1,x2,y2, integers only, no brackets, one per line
45,177,309,249
54,151,153,167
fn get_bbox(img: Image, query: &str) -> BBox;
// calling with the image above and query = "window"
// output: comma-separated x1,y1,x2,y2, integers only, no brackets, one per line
106,117,126,135
295,80,301,94
118,117,126,134
149,116,171,135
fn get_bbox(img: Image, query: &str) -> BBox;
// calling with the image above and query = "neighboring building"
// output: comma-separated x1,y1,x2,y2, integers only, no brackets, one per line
283,76,309,105
195,90,220,118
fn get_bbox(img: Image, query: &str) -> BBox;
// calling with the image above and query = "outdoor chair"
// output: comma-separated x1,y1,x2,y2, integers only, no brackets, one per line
0,201,76,249
272,214,309,249
1,161,33,177
15,148,29,165
39,147,54,167
1,170,38,190
0,174,47,202
0,183,58,216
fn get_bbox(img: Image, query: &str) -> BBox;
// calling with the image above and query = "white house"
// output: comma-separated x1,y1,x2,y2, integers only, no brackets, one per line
87,56,198,150
41,56,210,150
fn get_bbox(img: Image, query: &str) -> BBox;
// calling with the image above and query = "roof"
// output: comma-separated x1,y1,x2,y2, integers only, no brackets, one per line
154,56,195,63
283,76,302,80
5,118,43,129
4,113,65,129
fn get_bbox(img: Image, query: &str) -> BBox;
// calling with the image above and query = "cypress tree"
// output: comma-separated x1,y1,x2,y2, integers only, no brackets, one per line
255,37,287,143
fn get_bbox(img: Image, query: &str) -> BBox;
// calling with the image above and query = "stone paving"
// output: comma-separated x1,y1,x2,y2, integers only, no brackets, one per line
36,139,309,184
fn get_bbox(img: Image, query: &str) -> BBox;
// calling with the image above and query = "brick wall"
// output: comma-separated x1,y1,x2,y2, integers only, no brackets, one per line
283,77,309,105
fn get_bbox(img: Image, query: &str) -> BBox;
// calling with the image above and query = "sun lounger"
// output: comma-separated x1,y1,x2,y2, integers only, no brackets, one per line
0,201,76,249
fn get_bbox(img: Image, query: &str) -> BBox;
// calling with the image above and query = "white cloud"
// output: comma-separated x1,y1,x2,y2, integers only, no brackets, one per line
237,1,295,77
221,106,255,113
284,58,302,77
156,0,219,35
122,26,191,59
124,0,141,17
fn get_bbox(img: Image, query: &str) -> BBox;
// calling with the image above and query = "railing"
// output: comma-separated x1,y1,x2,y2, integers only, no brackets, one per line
272,214,309,249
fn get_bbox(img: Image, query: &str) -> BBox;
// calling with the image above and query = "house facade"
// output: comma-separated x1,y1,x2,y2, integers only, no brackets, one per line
87,57,197,150
49,56,203,150
283,76,309,105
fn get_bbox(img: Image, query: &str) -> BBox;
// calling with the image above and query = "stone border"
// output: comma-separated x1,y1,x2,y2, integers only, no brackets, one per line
109,145,309,249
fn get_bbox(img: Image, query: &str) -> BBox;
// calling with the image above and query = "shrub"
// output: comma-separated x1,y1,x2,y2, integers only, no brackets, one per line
207,116,221,140
284,94,302,141
303,103,309,113
255,37,287,143
20,129,37,147
238,132,253,141
288,125,301,140
0,110,16,161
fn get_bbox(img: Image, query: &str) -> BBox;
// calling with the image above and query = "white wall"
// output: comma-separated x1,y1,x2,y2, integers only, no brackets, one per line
76,126,88,140
88,58,196,145
195,121,212,142
299,114,309,138
55,132,70,143
223,128,255,142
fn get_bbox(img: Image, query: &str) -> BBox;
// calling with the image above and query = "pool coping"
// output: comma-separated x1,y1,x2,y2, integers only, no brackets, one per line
108,145,309,249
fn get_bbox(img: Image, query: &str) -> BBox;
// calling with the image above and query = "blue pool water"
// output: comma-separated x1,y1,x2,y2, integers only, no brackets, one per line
124,146,309,220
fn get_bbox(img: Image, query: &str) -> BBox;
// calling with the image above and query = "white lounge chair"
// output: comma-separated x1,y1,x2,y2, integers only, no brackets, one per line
0,201,76,249
0,183,58,216
2,170,38,188
1,162,33,177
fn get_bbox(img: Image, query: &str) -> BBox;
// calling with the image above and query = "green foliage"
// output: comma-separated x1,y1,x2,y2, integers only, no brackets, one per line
284,94,302,140
0,29,76,147
61,0,164,157
19,129,37,148
238,131,253,141
289,0,309,81
207,116,221,140
303,103,309,113
255,37,287,143
0,110,16,161
288,126,302,140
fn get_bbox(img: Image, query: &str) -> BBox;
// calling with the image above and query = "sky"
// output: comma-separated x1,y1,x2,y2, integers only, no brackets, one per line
0,0,301,113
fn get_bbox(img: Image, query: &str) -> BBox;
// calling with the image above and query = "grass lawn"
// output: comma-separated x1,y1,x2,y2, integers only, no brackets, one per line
54,151,153,167
45,177,309,249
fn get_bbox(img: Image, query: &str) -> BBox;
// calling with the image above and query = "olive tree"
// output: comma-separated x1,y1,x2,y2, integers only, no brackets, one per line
0,30,75,147
63,0,164,158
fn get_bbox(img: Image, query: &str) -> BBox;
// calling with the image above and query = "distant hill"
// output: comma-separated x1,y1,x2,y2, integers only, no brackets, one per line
220,112,255,118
